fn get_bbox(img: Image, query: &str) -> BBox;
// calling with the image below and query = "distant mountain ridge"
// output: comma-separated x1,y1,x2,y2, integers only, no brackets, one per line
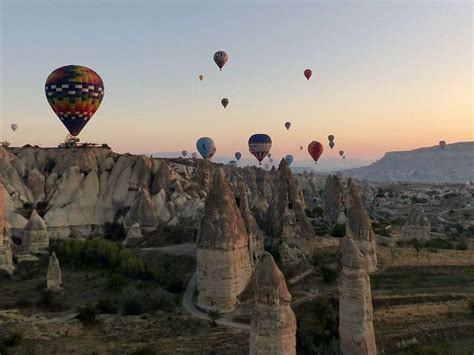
342,142,474,183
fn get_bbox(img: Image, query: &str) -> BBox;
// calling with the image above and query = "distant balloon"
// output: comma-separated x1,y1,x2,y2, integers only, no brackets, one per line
191,152,198,159
45,65,104,137
304,69,312,80
196,137,216,160
199,74,204,81
439,140,446,149
300,146,303,151
267,153,272,159
264,163,270,170
229,160,238,168
329,141,335,149
285,122,291,130
11,124,18,132
248,133,272,164
328,135,334,142
308,141,324,163
285,154,294,165
235,152,242,161
181,150,188,158
339,150,344,157
269,158,274,163
221,98,229,109
343,155,346,159
213,51,228,71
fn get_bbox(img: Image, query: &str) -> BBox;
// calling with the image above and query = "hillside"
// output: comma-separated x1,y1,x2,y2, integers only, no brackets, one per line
342,142,474,183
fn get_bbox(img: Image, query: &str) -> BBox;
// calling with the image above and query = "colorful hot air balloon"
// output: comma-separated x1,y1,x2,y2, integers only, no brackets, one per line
191,152,198,159
329,141,335,149
308,141,324,164
339,150,344,157
439,140,447,149
285,122,291,130
221,98,229,109
229,160,238,167
235,152,242,161
199,74,204,81
196,137,216,160
181,150,188,158
214,51,228,71
285,154,294,165
248,134,272,164
45,65,104,137
10,124,18,132
304,69,312,80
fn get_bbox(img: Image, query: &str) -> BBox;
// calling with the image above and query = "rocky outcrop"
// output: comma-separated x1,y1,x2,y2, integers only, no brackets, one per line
122,223,143,247
46,252,62,291
278,242,306,267
23,209,49,253
123,187,159,232
345,180,377,272
0,184,14,274
322,175,344,224
266,159,313,244
339,237,377,355
249,252,296,355
27,169,45,203
401,207,430,241
196,168,252,313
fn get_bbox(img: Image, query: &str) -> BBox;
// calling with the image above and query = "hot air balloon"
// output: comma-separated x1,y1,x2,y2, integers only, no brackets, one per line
269,158,274,163
264,163,270,170
285,154,294,165
308,141,324,164
304,69,312,80
45,65,104,137
199,74,204,81
248,134,272,164
191,152,198,159
285,122,291,130
300,146,303,151
10,124,18,132
181,150,188,158
329,141,335,149
339,150,344,157
328,135,334,142
221,98,229,109
196,137,216,160
229,160,238,167
235,152,242,161
439,140,447,149
267,153,272,159
213,51,228,71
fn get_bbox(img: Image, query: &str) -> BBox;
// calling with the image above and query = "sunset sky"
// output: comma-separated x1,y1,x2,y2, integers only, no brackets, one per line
1,0,472,161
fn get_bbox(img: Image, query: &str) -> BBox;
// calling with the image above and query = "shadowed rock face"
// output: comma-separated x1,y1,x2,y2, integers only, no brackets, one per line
24,209,49,253
345,180,377,272
0,183,14,274
339,237,377,355
47,252,62,291
124,186,159,232
322,175,344,224
250,252,296,355
402,207,430,241
196,168,252,313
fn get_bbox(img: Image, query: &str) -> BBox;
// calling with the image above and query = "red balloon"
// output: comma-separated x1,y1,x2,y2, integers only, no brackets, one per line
308,141,323,163
304,69,312,80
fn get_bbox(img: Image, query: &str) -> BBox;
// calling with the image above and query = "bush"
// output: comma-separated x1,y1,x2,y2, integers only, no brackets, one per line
95,299,117,314
107,273,127,292
131,348,156,355
1,331,24,347
122,299,144,316
425,238,453,250
313,206,324,218
456,239,468,250
76,305,99,326
320,266,338,284
330,224,345,238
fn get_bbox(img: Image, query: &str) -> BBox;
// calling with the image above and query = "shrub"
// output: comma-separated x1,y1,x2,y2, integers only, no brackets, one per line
1,331,24,347
425,238,453,250
456,239,468,250
330,224,345,238
96,299,117,314
107,273,127,292
313,206,324,218
320,266,338,284
131,348,156,355
122,299,144,316
76,305,99,326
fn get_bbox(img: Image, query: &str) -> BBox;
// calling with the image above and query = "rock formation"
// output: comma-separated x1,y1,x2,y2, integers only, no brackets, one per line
322,175,344,224
278,242,306,267
339,236,377,355
23,209,49,253
196,168,252,313
401,207,430,241
0,184,14,274
122,223,143,246
345,180,377,272
249,252,296,355
123,186,159,232
266,159,313,244
46,252,62,291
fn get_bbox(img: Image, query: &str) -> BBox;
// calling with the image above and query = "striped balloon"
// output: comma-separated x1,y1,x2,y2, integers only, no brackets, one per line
248,134,272,164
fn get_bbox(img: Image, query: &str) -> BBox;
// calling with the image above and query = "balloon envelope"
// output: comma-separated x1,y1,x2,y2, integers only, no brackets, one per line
339,150,344,157
45,65,104,137
439,140,447,149
285,154,294,165
267,153,272,159
196,137,216,160
221,98,229,108
285,122,291,130
181,150,188,158
299,146,303,151
248,134,272,163
308,141,324,163
199,74,204,81
269,158,274,163
328,135,334,142
304,69,312,80
235,152,242,161
329,141,335,149
11,124,18,132
213,51,228,71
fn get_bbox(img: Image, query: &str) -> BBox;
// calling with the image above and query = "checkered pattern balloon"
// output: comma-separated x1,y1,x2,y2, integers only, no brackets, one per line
45,65,104,136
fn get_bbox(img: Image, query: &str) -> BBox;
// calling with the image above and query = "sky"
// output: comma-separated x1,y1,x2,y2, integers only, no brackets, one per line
1,0,472,161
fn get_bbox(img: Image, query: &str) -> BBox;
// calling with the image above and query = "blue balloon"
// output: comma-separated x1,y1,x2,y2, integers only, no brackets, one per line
235,152,242,161
285,154,294,165
196,137,216,160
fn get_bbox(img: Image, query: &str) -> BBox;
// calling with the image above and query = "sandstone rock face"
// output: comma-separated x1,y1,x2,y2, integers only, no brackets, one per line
122,223,143,247
401,207,430,241
339,237,377,355
266,159,313,244
23,209,49,253
196,168,252,313
322,175,344,224
278,242,306,267
47,252,62,291
249,252,296,355
124,187,159,232
0,184,14,274
345,180,377,272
